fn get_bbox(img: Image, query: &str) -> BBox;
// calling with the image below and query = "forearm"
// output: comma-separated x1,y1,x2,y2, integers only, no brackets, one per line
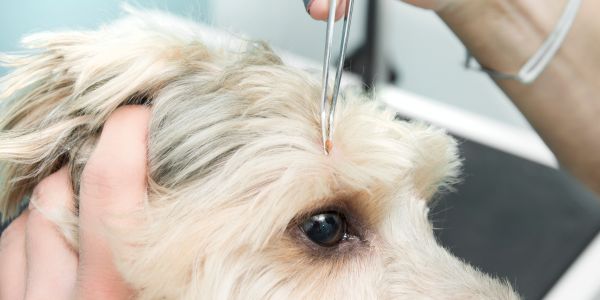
438,0,600,195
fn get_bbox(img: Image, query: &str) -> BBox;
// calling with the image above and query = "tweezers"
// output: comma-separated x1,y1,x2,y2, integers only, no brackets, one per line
320,0,355,155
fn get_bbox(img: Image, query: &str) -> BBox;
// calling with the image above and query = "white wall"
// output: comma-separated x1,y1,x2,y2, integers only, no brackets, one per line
380,0,529,128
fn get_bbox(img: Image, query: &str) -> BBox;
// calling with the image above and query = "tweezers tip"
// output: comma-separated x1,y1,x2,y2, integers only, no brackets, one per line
325,139,333,154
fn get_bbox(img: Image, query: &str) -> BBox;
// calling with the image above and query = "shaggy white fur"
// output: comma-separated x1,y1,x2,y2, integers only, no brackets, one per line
0,6,520,300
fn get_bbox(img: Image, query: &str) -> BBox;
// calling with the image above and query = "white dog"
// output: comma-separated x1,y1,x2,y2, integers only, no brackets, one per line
0,7,519,299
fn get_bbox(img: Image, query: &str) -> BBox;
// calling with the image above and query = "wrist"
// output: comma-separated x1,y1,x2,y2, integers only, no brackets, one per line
436,0,566,74
438,0,565,29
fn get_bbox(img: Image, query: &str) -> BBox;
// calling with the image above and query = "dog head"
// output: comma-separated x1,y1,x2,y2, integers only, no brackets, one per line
0,7,519,299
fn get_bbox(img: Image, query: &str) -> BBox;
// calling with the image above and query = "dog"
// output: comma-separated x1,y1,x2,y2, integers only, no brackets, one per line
0,6,520,299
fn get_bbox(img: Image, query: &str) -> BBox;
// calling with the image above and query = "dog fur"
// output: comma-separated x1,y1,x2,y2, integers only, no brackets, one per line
0,7,520,300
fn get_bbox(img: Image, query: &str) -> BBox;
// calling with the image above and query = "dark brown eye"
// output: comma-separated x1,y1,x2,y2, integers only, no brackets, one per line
300,211,347,247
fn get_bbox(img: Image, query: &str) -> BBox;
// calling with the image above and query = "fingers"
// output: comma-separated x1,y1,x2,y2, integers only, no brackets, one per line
0,211,29,300
306,0,348,21
77,105,150,299
24,167,78,300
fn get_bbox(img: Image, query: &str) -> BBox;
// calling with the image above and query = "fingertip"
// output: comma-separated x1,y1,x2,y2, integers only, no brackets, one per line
81,105,150,213
307,0,329,20
86,105,150,173
307,0,347,21
107,105,151,128
102,105,151,155
30,167,74,212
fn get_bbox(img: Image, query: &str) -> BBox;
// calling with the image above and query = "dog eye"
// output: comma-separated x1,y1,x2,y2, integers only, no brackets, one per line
300,212,347,247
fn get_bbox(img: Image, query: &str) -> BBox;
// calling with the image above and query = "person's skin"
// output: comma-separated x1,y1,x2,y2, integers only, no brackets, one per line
306,0,600,197
0,106,149,299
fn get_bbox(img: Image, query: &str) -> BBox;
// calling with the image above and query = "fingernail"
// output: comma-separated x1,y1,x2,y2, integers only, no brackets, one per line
303,0,314,13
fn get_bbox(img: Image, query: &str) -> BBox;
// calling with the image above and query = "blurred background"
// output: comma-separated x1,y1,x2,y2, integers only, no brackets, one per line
0,0,527,128
2,1,600,299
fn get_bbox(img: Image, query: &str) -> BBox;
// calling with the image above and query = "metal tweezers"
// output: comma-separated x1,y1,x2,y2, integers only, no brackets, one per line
320,0,355,155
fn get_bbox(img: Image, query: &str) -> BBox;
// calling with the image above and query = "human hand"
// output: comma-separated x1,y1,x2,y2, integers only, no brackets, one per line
303,0,452,20
0,106,150,300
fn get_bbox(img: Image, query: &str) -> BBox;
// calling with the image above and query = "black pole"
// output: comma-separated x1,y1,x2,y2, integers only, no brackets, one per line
345,0,379,90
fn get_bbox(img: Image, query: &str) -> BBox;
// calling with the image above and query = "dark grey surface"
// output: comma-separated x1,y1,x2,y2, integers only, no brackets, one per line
431,138,600,300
